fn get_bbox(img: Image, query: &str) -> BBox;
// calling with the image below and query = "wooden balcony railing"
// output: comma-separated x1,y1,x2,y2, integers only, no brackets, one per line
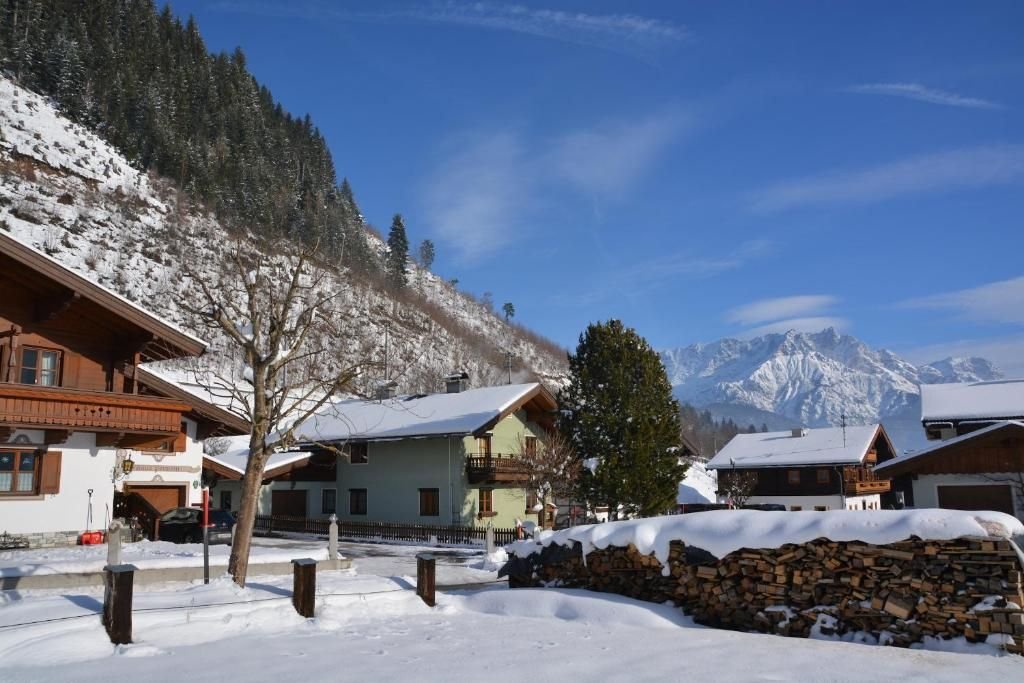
0,383,189,435
466,453,530,484
847,480,891,495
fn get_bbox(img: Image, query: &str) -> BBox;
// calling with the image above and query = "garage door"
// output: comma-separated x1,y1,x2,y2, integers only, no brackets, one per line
127,485,185,514
271,490,307,517
937,485,1014,516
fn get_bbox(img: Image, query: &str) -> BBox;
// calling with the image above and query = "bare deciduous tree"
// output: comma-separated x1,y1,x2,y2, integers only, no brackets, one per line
719,469,759,508
515,431,580,529
182,239,363,586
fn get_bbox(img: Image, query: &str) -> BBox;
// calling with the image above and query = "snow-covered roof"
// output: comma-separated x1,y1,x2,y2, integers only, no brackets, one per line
137,365,249,435
874,420,1024,474
290,383,553,444
203,435,311,479
921,379,1024,422
509,509,1024,562
706,425,882,469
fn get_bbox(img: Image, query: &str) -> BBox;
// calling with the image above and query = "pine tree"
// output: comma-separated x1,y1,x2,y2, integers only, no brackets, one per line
559,320,686,518
418,239,435,271
386,213,409,287
502,302,515,321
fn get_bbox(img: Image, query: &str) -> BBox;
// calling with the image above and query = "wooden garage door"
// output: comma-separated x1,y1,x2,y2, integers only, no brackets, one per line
271,490,307,517
127,485,185,514
937,485,1014,516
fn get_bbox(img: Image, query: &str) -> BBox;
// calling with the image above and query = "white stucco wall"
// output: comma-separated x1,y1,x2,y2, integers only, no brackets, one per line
117,417,203,506
910,473,1023,521
0,429,117,535
745,494,846,511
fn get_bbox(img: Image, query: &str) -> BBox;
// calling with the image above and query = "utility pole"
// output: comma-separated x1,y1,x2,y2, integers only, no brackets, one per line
504,350,514,384
383,323,390,382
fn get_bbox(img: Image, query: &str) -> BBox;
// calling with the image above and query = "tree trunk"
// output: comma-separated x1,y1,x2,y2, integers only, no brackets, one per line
228,430,268,587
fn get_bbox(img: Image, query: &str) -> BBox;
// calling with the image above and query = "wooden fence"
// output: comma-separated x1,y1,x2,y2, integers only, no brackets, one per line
253,515,519,546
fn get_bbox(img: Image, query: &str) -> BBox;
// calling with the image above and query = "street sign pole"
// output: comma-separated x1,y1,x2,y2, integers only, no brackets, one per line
202,487,210,584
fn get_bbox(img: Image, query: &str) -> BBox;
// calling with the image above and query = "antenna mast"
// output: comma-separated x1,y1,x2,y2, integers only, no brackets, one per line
841,412,847,447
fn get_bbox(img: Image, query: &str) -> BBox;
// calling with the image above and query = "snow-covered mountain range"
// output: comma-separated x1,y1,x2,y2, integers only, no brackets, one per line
0,75,567,394
660,328,1002,451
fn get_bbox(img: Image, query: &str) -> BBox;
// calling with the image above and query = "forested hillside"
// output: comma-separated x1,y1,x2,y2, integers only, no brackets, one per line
0,0,373,266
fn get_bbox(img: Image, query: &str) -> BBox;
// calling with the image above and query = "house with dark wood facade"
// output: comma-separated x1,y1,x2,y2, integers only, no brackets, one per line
0,233,246,546
707,425,896,511
874,380,1024,521
205,379,557,529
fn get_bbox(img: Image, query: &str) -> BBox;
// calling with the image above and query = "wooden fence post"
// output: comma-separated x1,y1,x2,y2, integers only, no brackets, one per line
291,558,317,618
102,563,136,644
416,553,436,607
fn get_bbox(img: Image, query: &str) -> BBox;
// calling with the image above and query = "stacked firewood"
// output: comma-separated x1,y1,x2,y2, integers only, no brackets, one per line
511,537,1024,654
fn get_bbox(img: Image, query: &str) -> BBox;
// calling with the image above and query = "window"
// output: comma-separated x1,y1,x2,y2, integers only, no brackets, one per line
477,435,492,456
816,469,830,484
347,443,368,464
790,505,802,511
322,488,337,515
814,506,828,511
419,488,440,516
787,470,801,485
479,488,494,517
19,347,61,386
219,490,232,511
349,488,367,515
0,450,38,495
524,436,537,458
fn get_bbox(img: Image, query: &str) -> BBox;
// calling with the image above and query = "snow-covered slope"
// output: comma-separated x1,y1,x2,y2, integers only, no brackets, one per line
677,460,718,505
0,75,566,394
661,329,1001,451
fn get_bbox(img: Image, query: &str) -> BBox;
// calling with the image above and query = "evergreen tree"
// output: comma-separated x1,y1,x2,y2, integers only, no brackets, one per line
559,320,685,518
418,239,435,271
386,213,409,287
502,302,515,321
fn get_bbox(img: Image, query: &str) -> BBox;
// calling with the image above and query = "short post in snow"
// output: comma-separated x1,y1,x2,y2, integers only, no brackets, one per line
416,553,436,607
328,513,339,561
485,522,495,556
291,558,317,618
202,487,210,585
106,519,122,567
102,563,137,645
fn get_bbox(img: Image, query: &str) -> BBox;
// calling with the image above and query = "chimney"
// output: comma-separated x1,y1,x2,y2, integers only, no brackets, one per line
445,372,469,394
791,428,808,438
374,380,398,400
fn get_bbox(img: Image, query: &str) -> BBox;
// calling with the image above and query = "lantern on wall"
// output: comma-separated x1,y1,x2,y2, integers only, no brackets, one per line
121,452,135,475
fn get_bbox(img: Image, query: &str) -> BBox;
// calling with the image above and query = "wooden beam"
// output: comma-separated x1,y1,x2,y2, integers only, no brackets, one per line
96,432,126,448
33,289,80,323
0,426,13,442
43,429,71,445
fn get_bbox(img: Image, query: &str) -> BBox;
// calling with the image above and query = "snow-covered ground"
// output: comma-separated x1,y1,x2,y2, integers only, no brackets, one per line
677,460,718,505
2,574,1022,682
0,539,331,578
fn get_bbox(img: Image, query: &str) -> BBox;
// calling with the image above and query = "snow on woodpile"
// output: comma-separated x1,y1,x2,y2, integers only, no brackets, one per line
509,509,1024,564
677,460,717,505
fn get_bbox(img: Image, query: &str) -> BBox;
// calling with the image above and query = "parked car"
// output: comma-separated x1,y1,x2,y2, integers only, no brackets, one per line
157,507,235,545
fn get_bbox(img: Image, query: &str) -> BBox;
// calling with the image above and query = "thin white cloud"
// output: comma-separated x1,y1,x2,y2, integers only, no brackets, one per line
901,334,1024,378
546,111,691,196
215,2,688,56
741,316,850,338
549,240,773,306
844,83,1002,110
419,130,531,261
726,295,838,326
900,276,1024,325
751,144,1024,212
421,110,689,260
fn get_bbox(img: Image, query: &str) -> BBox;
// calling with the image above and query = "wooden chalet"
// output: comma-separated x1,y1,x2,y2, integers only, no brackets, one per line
707,424,897,511
0,233,243,546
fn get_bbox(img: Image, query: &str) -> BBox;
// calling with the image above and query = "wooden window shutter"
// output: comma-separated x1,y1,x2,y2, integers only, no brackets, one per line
40,451,62,494
172,422,188,453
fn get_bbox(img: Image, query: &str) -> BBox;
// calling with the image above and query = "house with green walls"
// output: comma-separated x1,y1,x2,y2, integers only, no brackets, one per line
204,377,558,529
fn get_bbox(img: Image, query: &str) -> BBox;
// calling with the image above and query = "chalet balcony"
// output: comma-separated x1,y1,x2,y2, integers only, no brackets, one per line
466,453,530,484
0,383,189,440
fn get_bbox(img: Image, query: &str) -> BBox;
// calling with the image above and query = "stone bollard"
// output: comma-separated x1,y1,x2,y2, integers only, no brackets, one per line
485,522,495,556
416,553,436,607
291,558,317,618
328,514,338,561
102,564,137,644
107,520,123,567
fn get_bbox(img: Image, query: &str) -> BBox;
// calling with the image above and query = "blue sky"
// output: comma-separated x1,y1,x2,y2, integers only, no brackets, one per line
173,1,1024,372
